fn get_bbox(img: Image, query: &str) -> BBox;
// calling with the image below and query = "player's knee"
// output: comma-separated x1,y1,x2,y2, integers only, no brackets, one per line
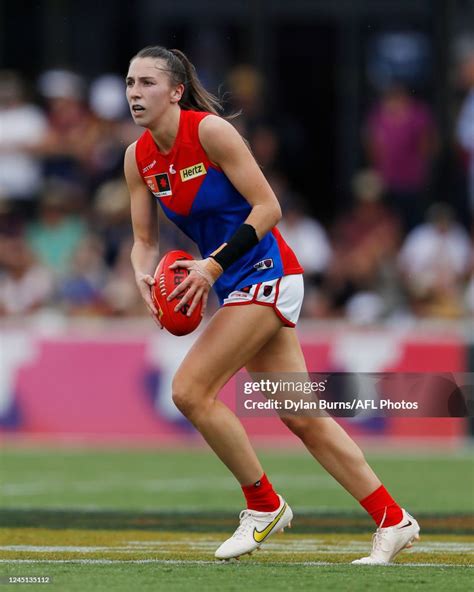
280,415,313,439
171,373,208,419
280,415,336,447
172,375,196,418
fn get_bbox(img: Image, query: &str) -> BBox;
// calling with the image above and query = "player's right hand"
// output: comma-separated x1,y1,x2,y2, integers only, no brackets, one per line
135,272,162,328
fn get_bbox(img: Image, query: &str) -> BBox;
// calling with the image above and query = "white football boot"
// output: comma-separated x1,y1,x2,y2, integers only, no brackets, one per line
352,508,420,565
215,495,293,560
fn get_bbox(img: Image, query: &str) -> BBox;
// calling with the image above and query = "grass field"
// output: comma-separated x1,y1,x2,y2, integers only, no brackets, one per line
0,447,473,591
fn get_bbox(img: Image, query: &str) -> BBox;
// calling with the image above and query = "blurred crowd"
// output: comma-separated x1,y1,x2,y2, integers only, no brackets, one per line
0,46,473,324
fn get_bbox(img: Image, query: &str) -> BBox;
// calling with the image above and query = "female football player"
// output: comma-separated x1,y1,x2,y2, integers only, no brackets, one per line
124,45,419,563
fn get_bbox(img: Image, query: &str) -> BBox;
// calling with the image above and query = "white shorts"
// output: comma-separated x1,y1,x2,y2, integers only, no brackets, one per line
222,274,304,327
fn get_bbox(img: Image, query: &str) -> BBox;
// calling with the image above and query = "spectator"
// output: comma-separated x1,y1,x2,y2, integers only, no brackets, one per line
0,200,23,237
56,234,107,316
226,64,305,183
226,65,265,132
455,39,474,216
102,239,144,316
249,124,281,173
0,236,54,316
364,82,438,231
38,69,100,187
0,71,47,205
398,203,472,317
25,182,87,276
92,178,132,267
324,170,402,320
278,195,333,318
465,231,474,315
278,197,332,282
88,74,140,187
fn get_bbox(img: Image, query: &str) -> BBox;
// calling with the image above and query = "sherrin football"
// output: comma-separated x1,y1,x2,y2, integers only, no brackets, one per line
151,250,203,336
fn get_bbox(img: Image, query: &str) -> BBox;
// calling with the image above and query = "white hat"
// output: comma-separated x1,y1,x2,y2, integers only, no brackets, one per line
90,74,128,120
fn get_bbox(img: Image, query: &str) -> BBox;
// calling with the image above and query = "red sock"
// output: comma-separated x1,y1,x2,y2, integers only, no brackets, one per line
359,485,403,527
242,473,280,512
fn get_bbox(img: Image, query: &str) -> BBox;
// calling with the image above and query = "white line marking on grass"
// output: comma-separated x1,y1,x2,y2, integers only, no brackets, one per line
0,479,238,497
0,474,337,497
0,559,471,568
2,540,473,555
0,484,54,495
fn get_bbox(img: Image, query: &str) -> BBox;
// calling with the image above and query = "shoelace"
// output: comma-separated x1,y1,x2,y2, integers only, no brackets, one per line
370,507,391,555
233,511,253,540
371,528,390,553
233,510,273,540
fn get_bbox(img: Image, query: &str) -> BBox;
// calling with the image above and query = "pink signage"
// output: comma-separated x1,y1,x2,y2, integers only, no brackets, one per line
0,326,467,443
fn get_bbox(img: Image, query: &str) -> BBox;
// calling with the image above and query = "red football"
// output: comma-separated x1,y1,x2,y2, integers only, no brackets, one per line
151,250,203,336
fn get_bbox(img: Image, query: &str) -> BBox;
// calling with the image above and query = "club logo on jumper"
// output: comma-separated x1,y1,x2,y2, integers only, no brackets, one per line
145,173,172,198
169,164,176,174
254,258,274,271
263,285,273,297
180,162,206,182
142,160,157,173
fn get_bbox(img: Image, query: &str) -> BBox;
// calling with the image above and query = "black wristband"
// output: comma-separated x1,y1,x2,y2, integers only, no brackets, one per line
211,223,259,271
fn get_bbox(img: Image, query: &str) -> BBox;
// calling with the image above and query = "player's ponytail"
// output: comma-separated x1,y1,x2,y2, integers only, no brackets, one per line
131,46,225,116
168,49,224,115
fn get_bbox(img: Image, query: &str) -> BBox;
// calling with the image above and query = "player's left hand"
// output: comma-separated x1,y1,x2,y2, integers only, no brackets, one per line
167,258,223,317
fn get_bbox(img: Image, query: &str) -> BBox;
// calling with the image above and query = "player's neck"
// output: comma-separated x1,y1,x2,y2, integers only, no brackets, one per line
149,106,181,154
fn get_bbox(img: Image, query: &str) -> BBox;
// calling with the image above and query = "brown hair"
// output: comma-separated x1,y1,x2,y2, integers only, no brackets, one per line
131,46,224,115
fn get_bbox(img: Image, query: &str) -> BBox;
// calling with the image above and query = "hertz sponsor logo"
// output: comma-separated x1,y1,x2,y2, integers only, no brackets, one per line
180,162,206,182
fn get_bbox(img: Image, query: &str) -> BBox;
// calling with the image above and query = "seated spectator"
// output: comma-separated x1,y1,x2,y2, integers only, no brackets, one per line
101,239,144,317
92,178,133,267
0,200,23,237
226,64,305,182
465,255,474,316
278,197,332,282
324,170,402,320
38,69,100,187
398,203,472,317
56,234,107,316
0,71,47,205
278,196,333,319
88,74,140,186
25,182,87,276
0,236,54,316
249,124,281,173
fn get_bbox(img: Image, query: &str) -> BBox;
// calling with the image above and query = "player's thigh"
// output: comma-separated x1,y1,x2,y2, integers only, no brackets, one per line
175,303,284,397
245,326,308,374
245,327,331,434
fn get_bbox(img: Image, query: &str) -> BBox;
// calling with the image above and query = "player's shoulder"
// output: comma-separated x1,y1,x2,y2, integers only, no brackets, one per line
124,141,138,168
126,128,154,164
198,115,241,157
125,140,138,158
124,141,142,184
199,114,234,136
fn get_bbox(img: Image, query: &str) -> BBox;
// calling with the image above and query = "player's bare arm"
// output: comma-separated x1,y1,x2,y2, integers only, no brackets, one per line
168,116,283,315
199,115,282,236
124,141,159,316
